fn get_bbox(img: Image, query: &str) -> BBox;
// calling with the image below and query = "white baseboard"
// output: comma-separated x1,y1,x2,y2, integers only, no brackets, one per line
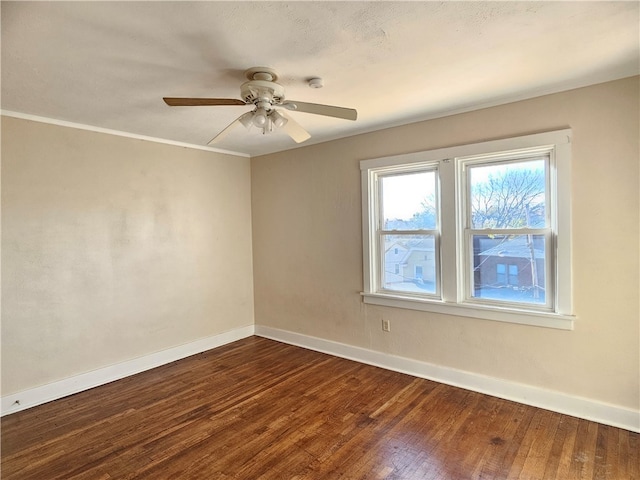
4,324,637,433
1,325,255,416
255,325,640,433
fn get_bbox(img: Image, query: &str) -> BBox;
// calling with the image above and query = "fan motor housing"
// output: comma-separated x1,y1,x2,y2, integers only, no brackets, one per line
240,80,285,106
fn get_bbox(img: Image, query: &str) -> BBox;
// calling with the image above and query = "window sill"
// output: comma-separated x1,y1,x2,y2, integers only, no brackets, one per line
361,292,574,330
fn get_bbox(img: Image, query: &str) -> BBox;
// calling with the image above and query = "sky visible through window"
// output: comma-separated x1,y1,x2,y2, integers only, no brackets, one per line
381,161,544,223
382,171,435,221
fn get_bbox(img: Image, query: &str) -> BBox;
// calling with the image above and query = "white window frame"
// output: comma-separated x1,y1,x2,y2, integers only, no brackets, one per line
374,163,441,299
458,149,554,312
361,129,574,330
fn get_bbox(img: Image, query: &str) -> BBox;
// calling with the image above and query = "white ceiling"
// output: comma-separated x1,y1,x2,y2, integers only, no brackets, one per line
2,1,638,157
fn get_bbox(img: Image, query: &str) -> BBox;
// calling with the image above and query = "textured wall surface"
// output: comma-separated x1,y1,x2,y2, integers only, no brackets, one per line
251,77,639,411
1,117,254,394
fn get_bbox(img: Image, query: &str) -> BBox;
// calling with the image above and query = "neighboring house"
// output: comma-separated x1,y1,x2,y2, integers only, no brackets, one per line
384,236,544,300
383,242,409,284
384,238,436,290
402,247,436,284
474,236,546,301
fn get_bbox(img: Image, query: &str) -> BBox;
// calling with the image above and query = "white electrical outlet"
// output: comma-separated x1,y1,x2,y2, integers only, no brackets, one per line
382,319,391,332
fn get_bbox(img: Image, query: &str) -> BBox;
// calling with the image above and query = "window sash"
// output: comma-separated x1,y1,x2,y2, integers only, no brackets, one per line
377,231,441,299
372,164,441,298
462,229,554,311
459,152,554,311
461,153,552,231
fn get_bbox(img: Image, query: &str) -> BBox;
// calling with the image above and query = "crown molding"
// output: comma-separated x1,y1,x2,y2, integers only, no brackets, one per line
1,110,250,158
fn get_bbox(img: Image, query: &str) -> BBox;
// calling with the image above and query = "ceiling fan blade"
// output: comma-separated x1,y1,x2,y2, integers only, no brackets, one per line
281,100,357,121
279,111,311,143
208,112,253,145
164,97,246,106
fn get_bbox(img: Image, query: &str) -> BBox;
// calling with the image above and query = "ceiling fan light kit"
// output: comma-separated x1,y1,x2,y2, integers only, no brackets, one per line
239,113,254,130
252,108,269,127
270,109,288,128
163,67,357,146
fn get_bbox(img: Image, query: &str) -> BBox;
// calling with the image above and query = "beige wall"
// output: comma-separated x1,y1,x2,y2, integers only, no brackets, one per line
3,77,638,413
1,117,254,394
251,76,640,410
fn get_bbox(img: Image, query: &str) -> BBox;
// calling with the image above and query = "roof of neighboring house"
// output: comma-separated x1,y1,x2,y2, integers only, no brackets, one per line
384,243,410,262
478,237,545,260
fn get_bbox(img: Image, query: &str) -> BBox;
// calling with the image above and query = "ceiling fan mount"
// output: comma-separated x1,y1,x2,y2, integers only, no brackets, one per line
244,66,279,82
163,66,357,146
240,68,285,106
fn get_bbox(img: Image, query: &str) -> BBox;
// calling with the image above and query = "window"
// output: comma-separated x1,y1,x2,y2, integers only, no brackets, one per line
495,263,519,286
496,264,507,284
361,130,573,329
377,167,439,296
462,154,549,308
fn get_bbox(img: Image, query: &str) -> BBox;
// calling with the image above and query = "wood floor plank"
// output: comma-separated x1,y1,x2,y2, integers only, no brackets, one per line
517,408,563,479
542,414,579,479
620,425,640,480
569,419,600,479
2,336,637,479
554,415,583,479
470,399,526,479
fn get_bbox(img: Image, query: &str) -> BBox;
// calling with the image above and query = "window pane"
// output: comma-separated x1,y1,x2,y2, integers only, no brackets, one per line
508,264,519,286
471,234,546,304
382,235,436,294
496,263,506,284
468,159,546,229
381,171,436,230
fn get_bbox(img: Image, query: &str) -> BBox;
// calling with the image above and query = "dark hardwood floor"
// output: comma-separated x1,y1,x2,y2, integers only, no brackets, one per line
2,336,638,479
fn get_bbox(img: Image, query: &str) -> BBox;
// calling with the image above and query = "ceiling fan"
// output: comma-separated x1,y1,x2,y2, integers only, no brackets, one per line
163,67,357,145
